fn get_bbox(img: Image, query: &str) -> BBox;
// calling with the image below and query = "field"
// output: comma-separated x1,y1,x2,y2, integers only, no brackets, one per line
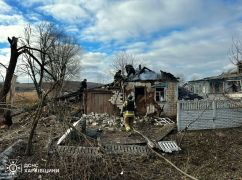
7,91,38,106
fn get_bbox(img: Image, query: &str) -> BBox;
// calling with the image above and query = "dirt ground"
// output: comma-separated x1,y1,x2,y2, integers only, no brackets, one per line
0,114,242,180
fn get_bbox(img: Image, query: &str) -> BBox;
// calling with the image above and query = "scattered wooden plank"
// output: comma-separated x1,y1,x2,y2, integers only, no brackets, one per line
156,123,176,141
57,118,83,145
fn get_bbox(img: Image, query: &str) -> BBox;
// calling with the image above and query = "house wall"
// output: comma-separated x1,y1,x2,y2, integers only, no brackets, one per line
164,82,178,116
209,81,224,94
188,80,233,97
177,99,242,131
125,81,178,116
188,81,210,97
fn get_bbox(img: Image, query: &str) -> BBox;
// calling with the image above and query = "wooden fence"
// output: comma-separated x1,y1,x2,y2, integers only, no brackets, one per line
85,89,116,115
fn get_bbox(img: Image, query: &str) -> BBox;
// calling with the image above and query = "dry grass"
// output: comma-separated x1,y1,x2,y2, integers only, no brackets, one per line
0,100,241,179
13,91,38,106
3,114,242,180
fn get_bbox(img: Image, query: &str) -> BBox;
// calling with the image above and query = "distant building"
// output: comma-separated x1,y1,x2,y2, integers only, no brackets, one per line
187,62,242,99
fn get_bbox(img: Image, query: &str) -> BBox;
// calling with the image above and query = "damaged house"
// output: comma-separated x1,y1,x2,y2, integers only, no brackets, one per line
187,62,242,99
85,65,179,117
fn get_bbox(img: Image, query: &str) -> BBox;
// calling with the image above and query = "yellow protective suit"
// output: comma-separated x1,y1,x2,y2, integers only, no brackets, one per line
122,101,135,132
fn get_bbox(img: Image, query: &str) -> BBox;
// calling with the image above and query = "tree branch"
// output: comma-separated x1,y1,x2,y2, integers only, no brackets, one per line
24,49,57,81
0,62,7,69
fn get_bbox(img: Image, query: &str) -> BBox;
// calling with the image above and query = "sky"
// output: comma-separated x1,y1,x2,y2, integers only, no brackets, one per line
0,0,242,83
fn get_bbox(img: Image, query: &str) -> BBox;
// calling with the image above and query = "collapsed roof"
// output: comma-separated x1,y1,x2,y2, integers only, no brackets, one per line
178,87,203,100
126,66,178,82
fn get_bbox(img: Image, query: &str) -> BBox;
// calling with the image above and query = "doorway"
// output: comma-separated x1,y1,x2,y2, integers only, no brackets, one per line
135,87,146,115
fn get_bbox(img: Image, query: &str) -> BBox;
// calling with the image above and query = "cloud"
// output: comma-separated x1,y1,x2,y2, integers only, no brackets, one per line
79,51,113,83
0,0,12,13
0,1,30,43
38,3,89,23
81,0,242,42
0,48,9,56
0,14,25,25
119,23,242,80
0,24,26,43
1,0,242,83
12,0,242,43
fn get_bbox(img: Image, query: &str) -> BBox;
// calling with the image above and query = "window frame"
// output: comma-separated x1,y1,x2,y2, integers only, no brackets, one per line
155,87,166,102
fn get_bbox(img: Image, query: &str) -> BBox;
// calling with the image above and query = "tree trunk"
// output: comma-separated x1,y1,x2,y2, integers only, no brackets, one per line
0,37,19,102
0,37,20,125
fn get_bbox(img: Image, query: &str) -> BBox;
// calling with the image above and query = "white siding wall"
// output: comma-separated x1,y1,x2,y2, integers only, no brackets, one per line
177,100,242,131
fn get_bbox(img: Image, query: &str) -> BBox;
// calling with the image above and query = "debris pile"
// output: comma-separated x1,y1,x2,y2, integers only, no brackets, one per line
83,113,122,130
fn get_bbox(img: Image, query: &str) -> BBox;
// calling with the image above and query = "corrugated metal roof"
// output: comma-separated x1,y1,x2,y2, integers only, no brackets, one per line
189,72,242,83
127,67,178,82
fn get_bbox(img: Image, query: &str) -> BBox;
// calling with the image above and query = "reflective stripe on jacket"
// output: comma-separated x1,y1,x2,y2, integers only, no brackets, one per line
123,111,135,117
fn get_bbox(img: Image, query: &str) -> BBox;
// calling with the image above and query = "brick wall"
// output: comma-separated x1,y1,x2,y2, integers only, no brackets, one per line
125,81,178,116
177,100,242,131
163,82,178,116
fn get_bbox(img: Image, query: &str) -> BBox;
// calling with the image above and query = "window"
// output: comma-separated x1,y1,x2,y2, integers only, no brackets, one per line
155,87,166,102
227,80,241,92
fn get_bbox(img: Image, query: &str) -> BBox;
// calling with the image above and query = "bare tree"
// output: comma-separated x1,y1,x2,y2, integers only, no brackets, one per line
0,37,45,126
229,38,242,74
111,51,139,76
19,23,81,98
0,24,82,154
0,37,19,105
45,35,81,97
18,23,58,98
0,63,7,82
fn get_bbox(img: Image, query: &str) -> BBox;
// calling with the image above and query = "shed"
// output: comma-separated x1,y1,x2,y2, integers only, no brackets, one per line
85,89,118,115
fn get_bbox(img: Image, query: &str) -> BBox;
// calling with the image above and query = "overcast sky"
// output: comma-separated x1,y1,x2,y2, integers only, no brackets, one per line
0,0,242,83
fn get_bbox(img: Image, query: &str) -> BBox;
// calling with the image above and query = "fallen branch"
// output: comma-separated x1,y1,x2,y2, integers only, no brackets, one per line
133,128,198,180
55,114,96,147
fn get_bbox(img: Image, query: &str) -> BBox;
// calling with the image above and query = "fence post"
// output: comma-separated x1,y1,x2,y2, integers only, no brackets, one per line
177,101,181,131
212,100,216,129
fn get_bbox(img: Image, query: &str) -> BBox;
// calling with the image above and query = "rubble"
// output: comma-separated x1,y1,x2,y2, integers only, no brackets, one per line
0,139,26,179
83,113,122,130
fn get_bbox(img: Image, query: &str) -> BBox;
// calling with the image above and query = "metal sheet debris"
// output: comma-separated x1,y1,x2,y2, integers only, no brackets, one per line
158,141,181,153
154,117,174,125
103,144,149,155
57,145,100,157
57,118,83,145
56,144,149,157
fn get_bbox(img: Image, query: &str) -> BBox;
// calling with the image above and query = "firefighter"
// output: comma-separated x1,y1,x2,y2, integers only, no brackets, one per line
114,70,123,87
80,79,87,91
79,79,87,113
125,64,136,77
121,94,135,132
